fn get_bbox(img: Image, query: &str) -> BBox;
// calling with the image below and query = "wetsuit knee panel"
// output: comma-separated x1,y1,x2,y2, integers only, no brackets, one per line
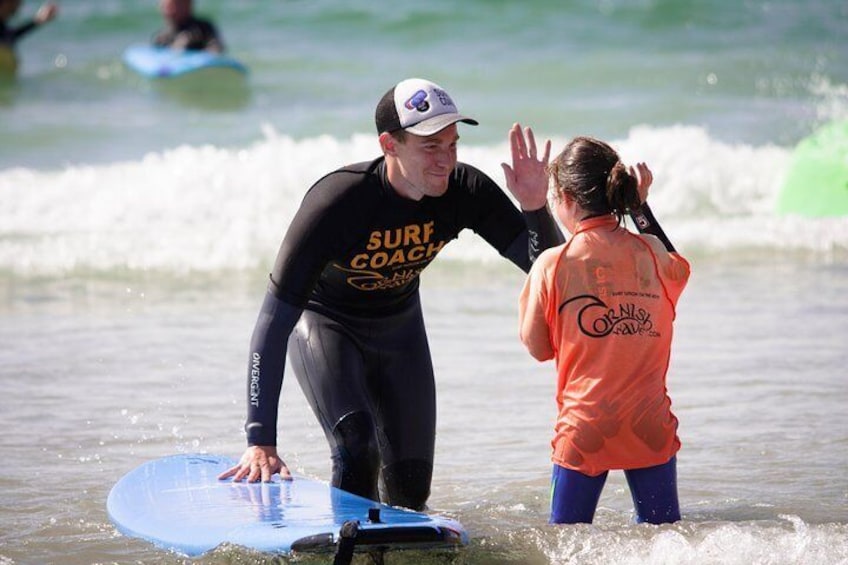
332,411,379,452
331,411,380,500
381,459,433,511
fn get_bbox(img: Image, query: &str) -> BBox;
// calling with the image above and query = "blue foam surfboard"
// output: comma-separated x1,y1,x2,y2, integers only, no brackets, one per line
122,45,247,78
107,454,468,558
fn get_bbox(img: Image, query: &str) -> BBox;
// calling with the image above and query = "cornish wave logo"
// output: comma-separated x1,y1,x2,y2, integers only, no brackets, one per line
559,294,659,338
404,89,429,112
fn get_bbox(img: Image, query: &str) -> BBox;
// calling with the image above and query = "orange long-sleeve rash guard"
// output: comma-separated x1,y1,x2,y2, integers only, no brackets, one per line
519,215,690,476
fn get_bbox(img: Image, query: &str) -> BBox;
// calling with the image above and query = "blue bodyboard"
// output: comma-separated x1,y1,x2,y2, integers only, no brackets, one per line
122,45,247,78
107,454,468,557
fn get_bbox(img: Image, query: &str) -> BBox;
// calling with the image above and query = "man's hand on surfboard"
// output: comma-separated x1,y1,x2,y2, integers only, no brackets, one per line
217,446,293,483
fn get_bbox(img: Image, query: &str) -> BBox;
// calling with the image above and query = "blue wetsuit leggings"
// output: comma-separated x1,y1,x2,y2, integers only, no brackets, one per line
550,456,680,524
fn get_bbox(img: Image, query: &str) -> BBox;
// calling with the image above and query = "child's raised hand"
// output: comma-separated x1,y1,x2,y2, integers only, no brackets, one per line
630,162,653,204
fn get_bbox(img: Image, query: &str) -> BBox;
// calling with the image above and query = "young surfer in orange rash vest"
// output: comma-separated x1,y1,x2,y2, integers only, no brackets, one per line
516,136,690,524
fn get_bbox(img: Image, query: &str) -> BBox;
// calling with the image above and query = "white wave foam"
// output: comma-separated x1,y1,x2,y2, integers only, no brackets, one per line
535,516,848,565
1,125,845,276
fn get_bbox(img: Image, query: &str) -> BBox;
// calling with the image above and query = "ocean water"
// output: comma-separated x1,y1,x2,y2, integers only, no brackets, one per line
1,1,847,564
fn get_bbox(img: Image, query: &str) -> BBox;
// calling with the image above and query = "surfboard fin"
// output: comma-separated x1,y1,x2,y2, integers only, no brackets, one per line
333,520,359,565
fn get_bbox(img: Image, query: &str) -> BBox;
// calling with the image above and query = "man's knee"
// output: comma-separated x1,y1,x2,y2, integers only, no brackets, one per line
381,459,433,511
331,411,380,500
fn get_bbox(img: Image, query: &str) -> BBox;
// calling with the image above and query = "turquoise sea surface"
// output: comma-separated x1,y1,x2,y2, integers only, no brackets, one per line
1,1,847,564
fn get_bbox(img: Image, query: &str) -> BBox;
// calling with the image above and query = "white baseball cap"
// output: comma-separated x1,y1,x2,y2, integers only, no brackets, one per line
375,78,478,136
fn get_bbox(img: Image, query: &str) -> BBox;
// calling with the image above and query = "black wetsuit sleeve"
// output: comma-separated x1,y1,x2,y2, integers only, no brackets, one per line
522,205,566,263
458,165,564,273
629,202,676,252
244,287,303,446
202,21,224,52
499,205,566,273
183,19,224,51
243,168,373,446
9,21,38,43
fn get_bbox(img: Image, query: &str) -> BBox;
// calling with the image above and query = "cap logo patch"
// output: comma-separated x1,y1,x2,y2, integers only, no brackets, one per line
404,90,430,112
433,88,453,107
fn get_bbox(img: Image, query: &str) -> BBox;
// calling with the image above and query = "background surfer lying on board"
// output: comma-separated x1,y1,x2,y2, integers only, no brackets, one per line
152,0,223,53
517,136,689,524
217,77,565,510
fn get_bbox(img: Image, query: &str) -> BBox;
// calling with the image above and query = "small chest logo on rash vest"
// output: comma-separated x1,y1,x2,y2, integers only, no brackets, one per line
335,221,447,291
559,293,660,338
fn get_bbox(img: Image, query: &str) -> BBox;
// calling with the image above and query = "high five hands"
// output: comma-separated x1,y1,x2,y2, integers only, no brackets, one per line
501,123,551,211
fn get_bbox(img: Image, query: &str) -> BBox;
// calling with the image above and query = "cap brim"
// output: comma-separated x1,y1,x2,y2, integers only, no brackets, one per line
404,114,479,136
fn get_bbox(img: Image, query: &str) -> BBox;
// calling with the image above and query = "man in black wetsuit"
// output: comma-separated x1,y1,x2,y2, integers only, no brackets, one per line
218,78,565,510
152,0,223,53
